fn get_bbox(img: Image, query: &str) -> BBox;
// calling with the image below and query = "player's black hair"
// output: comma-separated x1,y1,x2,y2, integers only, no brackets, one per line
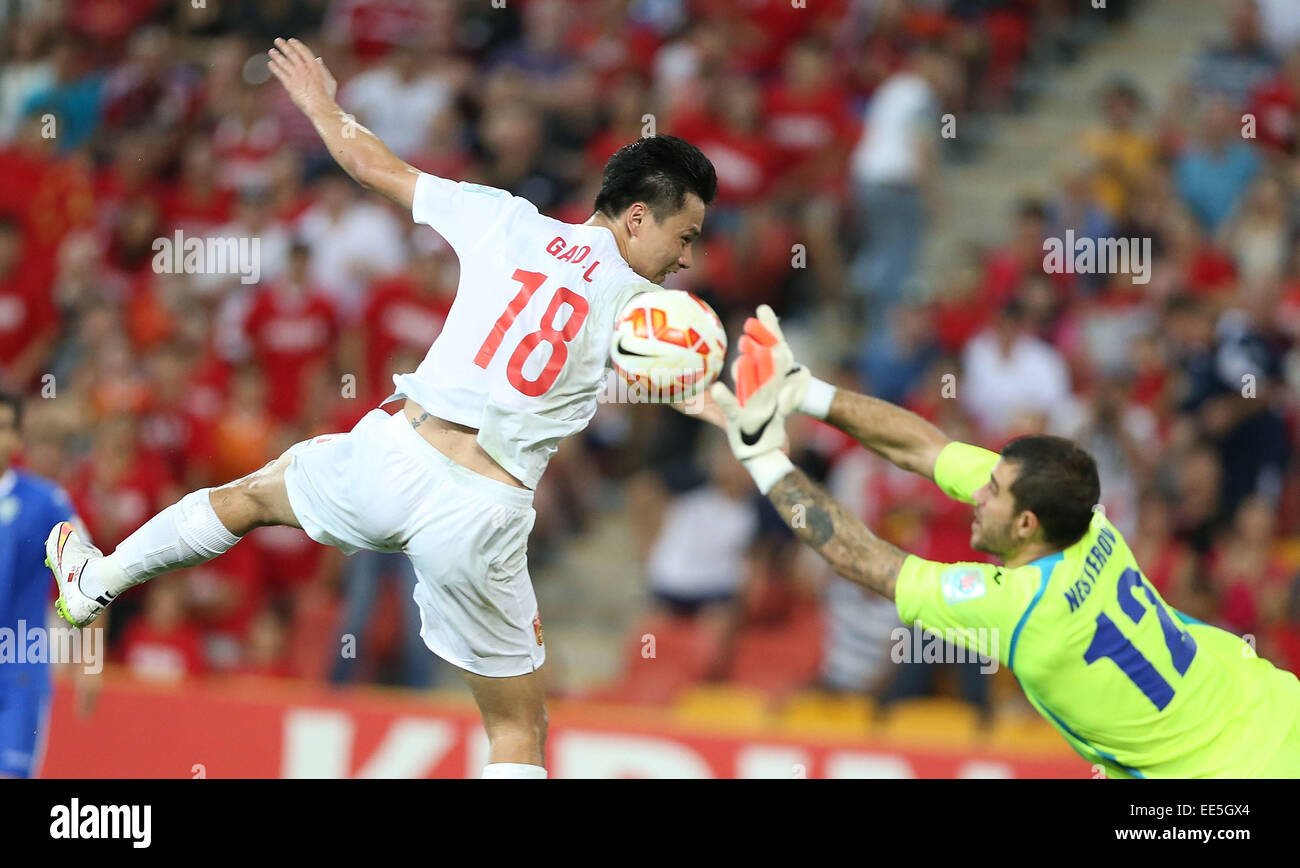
0,391,22,431
594,135,717,222
1001,435,1100,548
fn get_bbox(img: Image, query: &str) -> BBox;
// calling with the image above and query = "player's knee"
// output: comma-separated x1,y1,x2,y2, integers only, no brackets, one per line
214,455,295,531
245,456,297,528
209,484,262,537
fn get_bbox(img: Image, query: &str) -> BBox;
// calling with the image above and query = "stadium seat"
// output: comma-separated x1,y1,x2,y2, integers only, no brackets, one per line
875,698,982,744
726,600,824,695
672,685,772,730
778,690,876,736
584,614,718,706
985,710,1074,753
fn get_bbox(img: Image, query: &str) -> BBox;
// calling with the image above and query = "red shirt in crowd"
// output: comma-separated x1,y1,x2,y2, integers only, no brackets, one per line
244,283,340,422
68,448,173,552
692,0,847,73
763,82,857,192
137,389,216,486
563,18,661,87
0,252,57,372
1271,622,1300,677
247,525,323,595
1208,546,1291,636
0,144,96,287
160,184,235,236
188,539,266,640
212,115,285,191
1247,73,1299,153
671,110,779,206
585,127,636,173
362,273,451,398
1137,539,1191,599
325,0,434,62
1184,245,1237,296
931,294,989,355
121,616,206,682
69,0,164,43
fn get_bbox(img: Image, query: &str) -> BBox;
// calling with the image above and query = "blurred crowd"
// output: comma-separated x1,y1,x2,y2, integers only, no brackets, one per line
1,0,1297,713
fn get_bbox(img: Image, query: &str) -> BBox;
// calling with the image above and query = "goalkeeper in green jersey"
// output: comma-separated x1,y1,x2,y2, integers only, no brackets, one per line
711,305,1300,779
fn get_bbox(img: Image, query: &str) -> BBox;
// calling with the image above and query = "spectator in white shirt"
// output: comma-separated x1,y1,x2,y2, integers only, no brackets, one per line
960,298,1074,439
643,436,760,679
1070,375,1159,538
1254,0,1300,59
848,48,951,312
296,169,407,323
0,19,53,143
338,44,452,161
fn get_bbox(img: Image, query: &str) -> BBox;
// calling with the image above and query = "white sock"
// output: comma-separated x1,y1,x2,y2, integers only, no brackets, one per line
481,763,547,779
79,488,242,599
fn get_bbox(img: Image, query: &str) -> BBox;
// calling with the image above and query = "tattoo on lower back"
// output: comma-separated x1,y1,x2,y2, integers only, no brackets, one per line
410,412,430,430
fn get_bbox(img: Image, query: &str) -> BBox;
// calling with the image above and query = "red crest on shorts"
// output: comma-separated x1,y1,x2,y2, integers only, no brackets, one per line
532,612,544,646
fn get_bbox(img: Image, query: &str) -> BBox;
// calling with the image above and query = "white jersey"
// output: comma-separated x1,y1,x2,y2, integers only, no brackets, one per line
386,172,654,489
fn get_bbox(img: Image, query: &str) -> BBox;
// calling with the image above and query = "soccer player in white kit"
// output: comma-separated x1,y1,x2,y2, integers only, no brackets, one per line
43,38,719,779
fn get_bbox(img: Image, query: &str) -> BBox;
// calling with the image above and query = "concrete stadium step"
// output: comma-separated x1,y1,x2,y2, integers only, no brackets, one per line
924,0,1228,286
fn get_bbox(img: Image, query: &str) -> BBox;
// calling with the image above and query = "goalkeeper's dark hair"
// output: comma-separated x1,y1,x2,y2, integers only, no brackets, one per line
1001,435,1100,548
594,135,717,222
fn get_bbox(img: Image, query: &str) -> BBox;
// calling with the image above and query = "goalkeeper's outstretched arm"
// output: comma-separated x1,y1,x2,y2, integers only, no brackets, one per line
737,305,951,482
820,387,952,483
766,464,907,600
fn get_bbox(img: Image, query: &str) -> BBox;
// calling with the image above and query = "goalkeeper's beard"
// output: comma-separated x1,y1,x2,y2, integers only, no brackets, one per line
970,512,1015,559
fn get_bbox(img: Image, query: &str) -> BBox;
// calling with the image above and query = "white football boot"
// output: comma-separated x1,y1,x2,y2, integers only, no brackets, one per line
45,521,114,627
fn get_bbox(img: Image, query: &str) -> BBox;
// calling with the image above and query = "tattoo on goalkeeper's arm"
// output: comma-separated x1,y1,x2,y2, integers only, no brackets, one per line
767,468,906,600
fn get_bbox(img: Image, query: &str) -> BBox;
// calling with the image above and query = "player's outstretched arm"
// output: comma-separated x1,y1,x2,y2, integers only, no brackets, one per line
766,466,907,600
267,37,418,210
740,305,951,483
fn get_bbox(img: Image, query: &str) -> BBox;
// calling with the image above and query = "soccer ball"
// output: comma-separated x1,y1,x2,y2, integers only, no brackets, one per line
610,290,727,403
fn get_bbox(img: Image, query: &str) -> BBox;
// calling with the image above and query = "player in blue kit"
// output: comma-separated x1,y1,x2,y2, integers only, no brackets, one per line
0,393,99,777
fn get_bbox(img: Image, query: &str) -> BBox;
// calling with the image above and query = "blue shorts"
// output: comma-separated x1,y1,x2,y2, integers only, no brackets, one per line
0,686,51,778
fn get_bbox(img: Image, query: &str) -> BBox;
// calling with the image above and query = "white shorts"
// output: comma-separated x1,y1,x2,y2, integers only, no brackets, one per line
283,407,544,677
